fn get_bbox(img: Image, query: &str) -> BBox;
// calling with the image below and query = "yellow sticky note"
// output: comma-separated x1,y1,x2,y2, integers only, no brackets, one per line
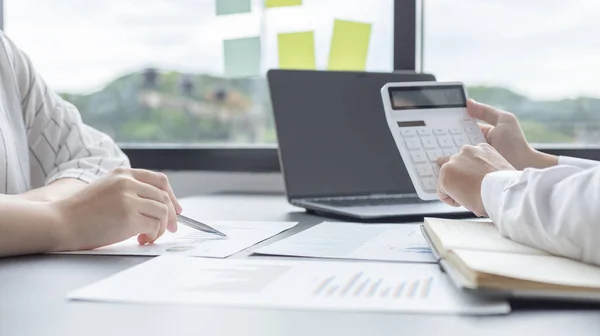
327,20,372,71
278,31,316,70
265,0,302,8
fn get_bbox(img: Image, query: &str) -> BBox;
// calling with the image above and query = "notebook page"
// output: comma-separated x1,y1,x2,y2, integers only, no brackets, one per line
453,249,600,289
424,218,547,255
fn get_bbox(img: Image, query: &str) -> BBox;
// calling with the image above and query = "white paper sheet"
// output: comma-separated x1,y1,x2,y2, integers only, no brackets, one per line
68,255,510,315
252,222,435,263
59,221,297,258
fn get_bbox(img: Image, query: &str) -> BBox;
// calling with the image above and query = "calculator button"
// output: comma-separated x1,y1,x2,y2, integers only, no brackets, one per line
464,125,479,133
405,138,422,150
453,135,469,147
417,128,432,136
416,164,433,177
443,147,458,156
460,117,475,125
469,133,486,144
433,128,447,135
410,150,427,163
437,136,454,148
421,177,436,192
432,164,440,176
400,129,417,137
449,127,462,135
420,136,437,149
427,149,443,162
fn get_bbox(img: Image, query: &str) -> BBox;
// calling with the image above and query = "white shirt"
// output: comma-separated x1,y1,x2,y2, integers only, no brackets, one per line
0,32,128,194
482,156,600,265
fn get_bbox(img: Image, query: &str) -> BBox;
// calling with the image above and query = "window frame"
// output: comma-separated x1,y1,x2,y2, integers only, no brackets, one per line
2,0,592,172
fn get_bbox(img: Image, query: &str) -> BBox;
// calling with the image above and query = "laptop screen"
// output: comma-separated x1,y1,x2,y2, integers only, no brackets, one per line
268,70,436,199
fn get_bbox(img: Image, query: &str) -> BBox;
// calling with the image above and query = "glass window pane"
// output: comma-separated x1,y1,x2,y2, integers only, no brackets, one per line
5,0,393,144
424,0,600,144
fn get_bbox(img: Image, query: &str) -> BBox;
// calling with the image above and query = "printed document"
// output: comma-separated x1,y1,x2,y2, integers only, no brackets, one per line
252,222,435,263
59,221,297,258
68,255,510,315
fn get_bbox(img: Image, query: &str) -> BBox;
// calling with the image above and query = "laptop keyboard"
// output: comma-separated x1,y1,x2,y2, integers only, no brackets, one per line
309,196,430,208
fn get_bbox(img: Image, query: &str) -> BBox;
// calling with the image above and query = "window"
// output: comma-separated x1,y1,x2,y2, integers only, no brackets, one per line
4,0,394,145
424,0,600,145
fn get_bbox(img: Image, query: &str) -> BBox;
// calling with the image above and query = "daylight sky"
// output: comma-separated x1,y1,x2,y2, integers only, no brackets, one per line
4,0,600,99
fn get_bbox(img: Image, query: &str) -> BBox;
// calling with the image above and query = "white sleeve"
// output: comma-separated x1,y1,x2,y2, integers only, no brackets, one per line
481,165,600,266
558,156,600,169
7,35,130,187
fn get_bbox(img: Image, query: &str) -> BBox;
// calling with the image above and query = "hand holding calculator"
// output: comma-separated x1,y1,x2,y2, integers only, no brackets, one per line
380,82,486,200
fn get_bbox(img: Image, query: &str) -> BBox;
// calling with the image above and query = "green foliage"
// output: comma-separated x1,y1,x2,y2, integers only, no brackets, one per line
520,120,573,144
468,86,529,109
469,86,600,144
59,70,600,144
60,70,269,143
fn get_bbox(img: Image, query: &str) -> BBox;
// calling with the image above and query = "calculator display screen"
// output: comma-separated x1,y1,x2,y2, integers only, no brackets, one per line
389,85,466,110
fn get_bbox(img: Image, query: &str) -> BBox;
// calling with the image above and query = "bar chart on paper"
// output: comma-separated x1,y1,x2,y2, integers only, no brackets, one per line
312,273,434,300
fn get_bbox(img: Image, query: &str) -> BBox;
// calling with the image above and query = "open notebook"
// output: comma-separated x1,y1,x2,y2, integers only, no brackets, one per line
422,218,600,301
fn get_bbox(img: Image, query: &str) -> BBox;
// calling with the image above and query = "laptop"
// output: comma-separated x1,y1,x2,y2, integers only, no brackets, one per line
267,69,472,220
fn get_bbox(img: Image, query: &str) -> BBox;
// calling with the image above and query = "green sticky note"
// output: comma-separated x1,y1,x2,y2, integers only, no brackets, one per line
223,37,261,78
327,20,372,71
216,0,251,15
278,31,316,70
265,0,302,8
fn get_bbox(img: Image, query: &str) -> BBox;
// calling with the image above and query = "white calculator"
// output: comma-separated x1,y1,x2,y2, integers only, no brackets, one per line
380,81,486,200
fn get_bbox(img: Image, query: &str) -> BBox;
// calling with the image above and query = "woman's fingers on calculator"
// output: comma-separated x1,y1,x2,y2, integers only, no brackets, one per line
437,156,450,166
477,123,493,139
437,189,460,207
467,99,500,125
436,156,455,205
436,157,461,207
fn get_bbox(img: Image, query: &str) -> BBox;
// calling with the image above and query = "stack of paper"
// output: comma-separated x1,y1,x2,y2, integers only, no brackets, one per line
68,255,510,315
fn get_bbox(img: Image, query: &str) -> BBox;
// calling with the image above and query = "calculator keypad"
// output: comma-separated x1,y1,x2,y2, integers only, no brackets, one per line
401,129,417,137
405,137,421,150
437,136,454,148
410,150,427,163
426,149,442,162
453,134,469,147
400,121,484,192
421,136,437,149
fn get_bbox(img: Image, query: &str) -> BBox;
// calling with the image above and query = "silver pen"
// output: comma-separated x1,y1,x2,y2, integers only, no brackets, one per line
177,214,227,237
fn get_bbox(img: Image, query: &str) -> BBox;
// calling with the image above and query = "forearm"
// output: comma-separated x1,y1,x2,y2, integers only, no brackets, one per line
19,178,88,202
0,200,66,257
529,150,600,170
482,165,600,265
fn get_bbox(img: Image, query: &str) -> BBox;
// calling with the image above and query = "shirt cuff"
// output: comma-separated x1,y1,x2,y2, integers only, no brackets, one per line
558,156,600,169
481,170,523,223
45,169,100,185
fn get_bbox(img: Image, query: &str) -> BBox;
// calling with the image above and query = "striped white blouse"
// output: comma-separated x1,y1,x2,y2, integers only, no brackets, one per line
0,32,129,194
